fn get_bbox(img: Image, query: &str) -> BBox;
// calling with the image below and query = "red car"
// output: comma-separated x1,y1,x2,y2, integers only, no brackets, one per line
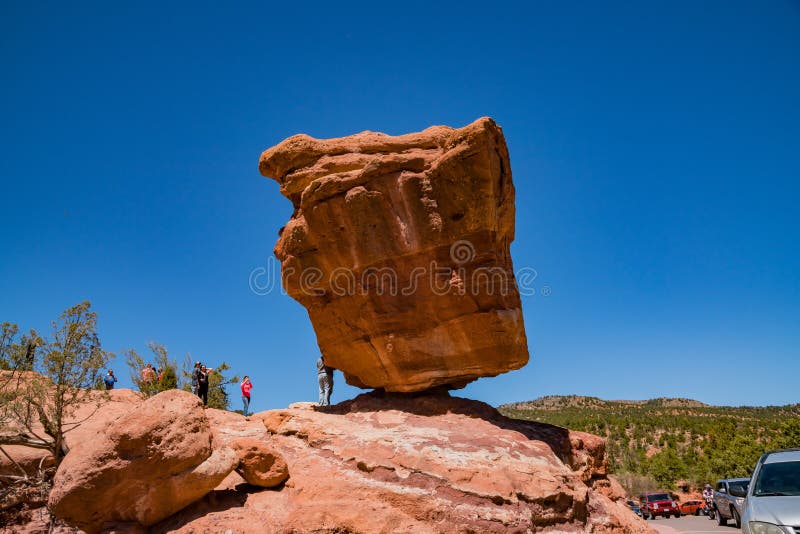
679,500,707,515
639,492,681,519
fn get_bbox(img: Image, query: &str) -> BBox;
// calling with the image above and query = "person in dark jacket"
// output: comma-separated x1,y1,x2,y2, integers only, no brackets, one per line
197,365,213,406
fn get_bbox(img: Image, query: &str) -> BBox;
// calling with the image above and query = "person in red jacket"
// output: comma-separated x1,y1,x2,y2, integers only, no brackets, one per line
240,376,253,417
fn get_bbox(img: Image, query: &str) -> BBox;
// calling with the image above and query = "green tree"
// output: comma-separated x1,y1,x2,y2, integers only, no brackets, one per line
646,449,688,488
0,302,113,466
124,341,179,397
772,420,800,449
207,362,238,410
0,322,42,371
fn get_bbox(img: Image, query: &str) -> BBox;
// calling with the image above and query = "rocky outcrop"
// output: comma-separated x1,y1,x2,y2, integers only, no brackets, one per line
259,117,529,392
47,390,239,533
5,383,652,533
155,392,653,534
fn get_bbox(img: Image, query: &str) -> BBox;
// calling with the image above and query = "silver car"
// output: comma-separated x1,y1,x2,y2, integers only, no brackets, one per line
742,448,800,534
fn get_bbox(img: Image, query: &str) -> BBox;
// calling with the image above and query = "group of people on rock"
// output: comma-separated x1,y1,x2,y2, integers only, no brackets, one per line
100,354,335,417
140,362,169,383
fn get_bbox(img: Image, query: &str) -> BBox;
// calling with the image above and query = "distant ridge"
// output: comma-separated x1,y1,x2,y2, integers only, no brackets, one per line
502,395,709,411
498,395,800,495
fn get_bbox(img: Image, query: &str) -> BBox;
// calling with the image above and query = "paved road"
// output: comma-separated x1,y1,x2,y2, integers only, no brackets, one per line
647,515,742,533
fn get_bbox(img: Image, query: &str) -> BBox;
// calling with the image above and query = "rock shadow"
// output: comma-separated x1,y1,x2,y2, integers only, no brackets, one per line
147,483,278,534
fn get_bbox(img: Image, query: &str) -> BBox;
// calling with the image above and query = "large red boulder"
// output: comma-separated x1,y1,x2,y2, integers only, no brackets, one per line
48,390,238,533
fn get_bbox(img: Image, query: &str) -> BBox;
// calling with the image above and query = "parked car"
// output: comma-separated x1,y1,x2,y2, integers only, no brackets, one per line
679,499,706,515
714,477,750,528
639,492,681,519
626,500,642,517
742,448,800,534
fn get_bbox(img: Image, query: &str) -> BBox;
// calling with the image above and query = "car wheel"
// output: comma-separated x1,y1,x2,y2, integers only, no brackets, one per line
732,508,741,529
717,510,727,526
676,512,681,518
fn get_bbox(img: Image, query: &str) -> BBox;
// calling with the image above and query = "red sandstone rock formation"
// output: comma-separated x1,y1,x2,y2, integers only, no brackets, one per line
47,390,239,533
5,384,653,533
259,117,529,392
155,392,653,534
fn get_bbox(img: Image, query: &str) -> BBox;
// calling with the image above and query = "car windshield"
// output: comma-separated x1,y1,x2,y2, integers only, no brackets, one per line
754,461,800,496
729,480,749,494
647,493,670,502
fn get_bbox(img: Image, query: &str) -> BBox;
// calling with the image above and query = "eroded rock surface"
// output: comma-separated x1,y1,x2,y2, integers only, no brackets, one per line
47,390,238,533
259,117,529,392
6,382,652,533
155,392,652,534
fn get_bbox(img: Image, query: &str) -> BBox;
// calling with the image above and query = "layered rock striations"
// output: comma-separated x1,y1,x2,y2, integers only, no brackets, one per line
5,384,653,533
259,117,529,392
158,392,652,534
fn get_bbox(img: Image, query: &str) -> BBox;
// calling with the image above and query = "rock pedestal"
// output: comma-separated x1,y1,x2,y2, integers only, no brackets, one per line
159,392,653,534
259,117,529,392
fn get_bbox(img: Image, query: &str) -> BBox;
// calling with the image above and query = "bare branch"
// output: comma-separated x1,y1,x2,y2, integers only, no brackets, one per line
0,433,51,449
0,445,29,478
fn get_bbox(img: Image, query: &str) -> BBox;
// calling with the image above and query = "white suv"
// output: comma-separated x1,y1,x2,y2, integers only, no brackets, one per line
742,448,800,534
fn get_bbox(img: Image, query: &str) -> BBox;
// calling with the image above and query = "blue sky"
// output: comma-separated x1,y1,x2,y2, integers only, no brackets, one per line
1,1,798,411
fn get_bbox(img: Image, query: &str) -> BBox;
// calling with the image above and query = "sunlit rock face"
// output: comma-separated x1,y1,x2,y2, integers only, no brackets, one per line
259,117,529,392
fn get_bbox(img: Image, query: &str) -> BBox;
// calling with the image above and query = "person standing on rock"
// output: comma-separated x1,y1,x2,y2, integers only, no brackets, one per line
103,369,117,390
191,361,202,394
197,365,212,406
240,375,253,417
317,355,333,406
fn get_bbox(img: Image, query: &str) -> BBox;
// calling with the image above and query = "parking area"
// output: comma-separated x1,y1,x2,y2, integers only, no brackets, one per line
647,515,742,533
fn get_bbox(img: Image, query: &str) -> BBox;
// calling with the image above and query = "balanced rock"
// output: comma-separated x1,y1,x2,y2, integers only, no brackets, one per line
259,117,529,392
48,390,238,533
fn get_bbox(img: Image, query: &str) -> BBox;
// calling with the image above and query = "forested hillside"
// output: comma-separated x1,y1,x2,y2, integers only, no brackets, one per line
499,396,800,494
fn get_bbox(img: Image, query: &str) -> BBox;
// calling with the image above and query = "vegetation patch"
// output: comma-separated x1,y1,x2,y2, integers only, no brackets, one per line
499,395,800,494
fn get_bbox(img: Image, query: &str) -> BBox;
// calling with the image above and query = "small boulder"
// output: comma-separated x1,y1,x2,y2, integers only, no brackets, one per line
231,437,289,487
